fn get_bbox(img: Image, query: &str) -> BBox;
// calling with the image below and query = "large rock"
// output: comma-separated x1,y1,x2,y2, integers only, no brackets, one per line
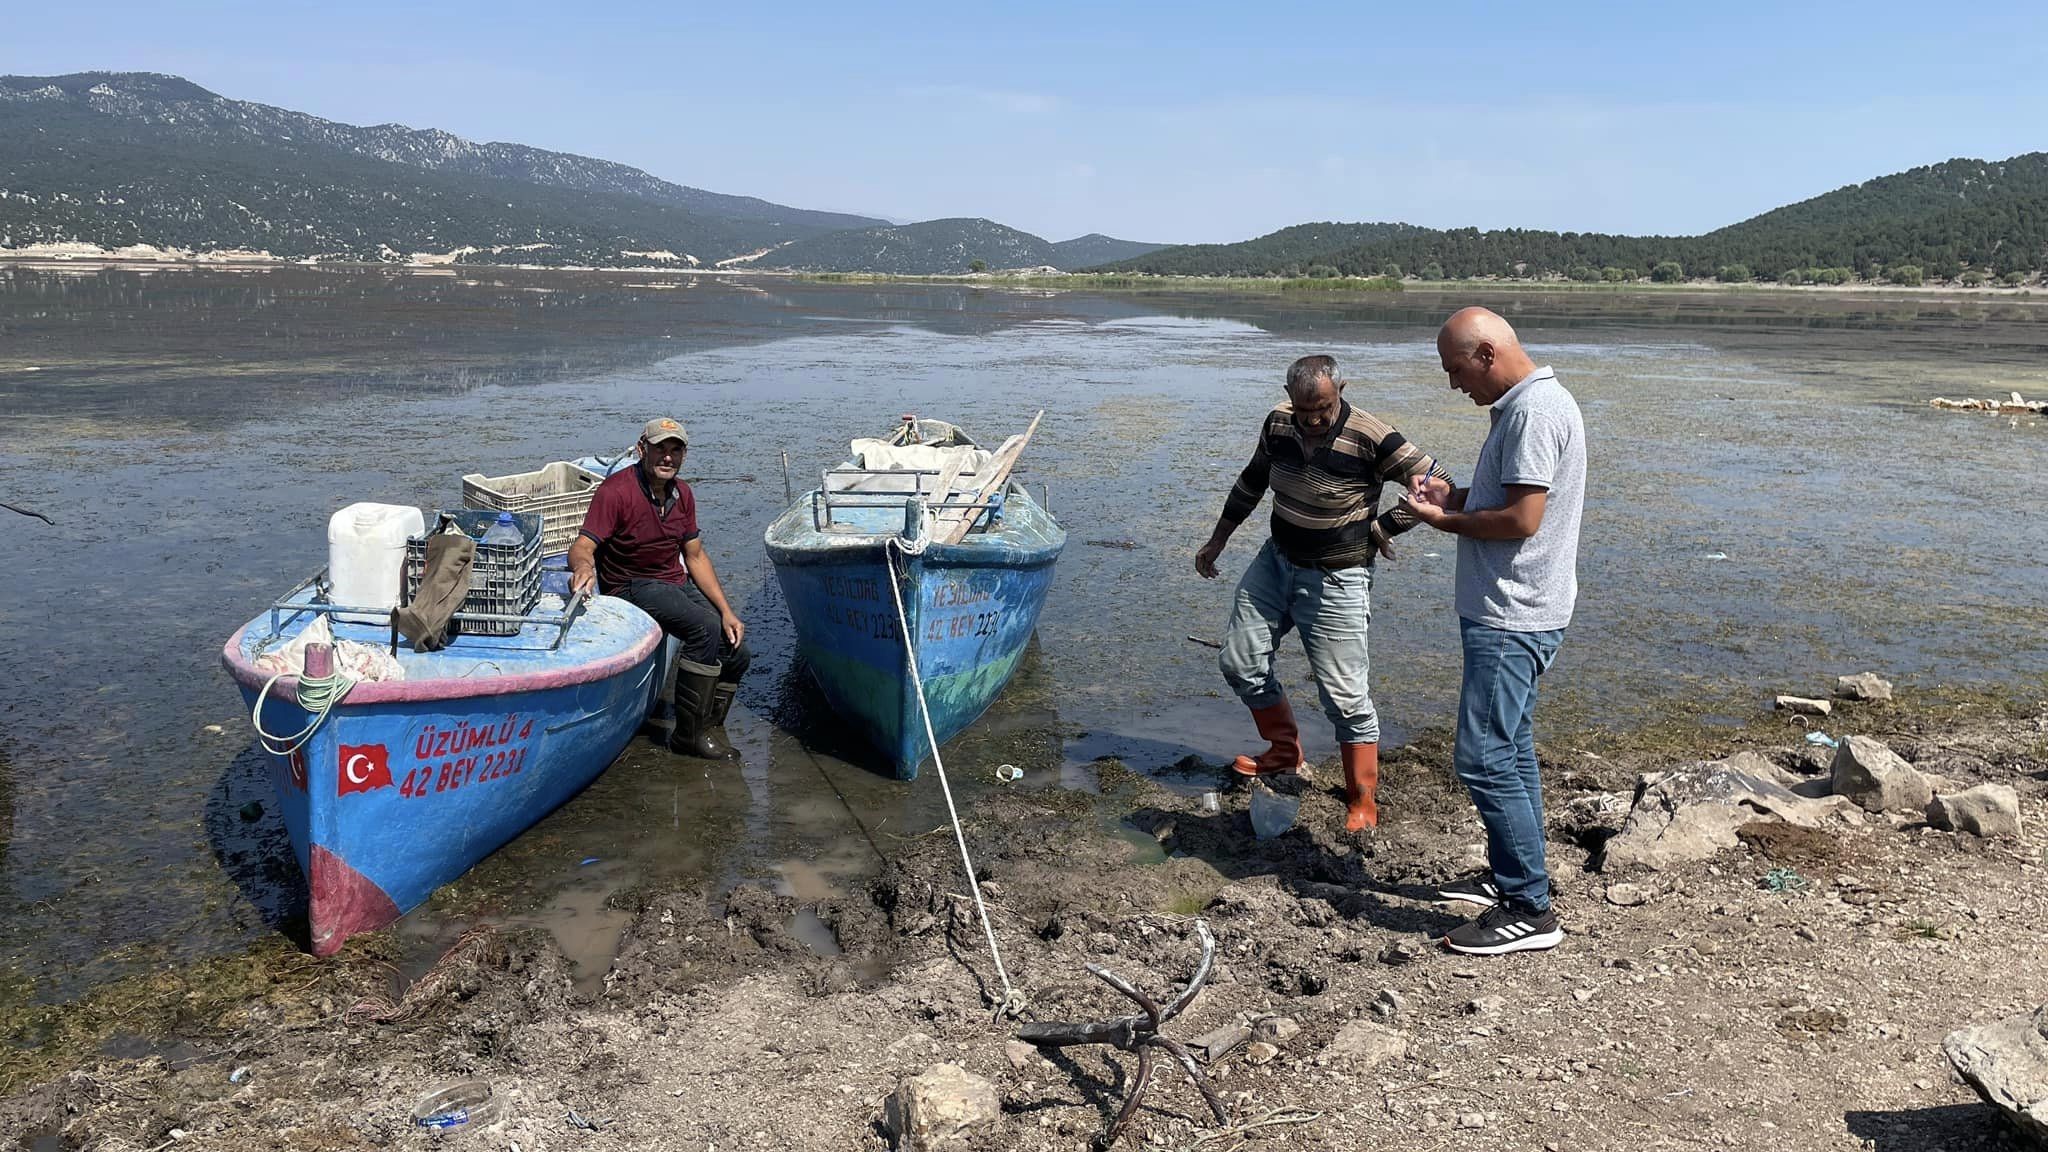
1831,736,1934,814
884,1064,1001,1150
1944,1005,2048,1145
1323,1020,1410,1068
1718,751,1831,798
1835,672,1894,702
1600,765,1851,872
1927,784,2025,840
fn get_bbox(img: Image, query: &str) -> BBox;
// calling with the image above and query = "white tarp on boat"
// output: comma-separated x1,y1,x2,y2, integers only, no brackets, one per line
831,440,995,494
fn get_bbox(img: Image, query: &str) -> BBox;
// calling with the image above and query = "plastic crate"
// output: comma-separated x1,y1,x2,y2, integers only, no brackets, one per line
461,462,603,558
403,510,543,636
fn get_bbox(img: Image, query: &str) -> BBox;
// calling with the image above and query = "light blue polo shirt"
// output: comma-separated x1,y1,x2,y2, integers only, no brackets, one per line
1455,367,1586,632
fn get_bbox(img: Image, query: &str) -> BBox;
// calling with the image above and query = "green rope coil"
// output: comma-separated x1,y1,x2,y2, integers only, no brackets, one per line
251,668,357,756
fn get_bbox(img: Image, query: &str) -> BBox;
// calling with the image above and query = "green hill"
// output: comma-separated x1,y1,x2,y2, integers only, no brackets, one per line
751,218,1061,274
1048,233,1168,268
0,72,884,265
1100,154,2048,283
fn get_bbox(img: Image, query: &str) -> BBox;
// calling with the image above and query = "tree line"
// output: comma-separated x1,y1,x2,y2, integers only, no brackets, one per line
1100,154,2048,284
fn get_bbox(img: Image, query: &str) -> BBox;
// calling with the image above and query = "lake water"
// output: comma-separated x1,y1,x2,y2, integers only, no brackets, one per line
3,265,2045,1001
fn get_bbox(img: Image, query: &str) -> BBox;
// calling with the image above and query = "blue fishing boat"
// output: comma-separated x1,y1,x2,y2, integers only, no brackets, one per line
765,415,1064,779
221,576,664,955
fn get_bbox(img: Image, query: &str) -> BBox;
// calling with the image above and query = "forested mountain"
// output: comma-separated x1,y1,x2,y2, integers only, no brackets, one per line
751,219,1168,274
0,72,883,264
1102,154,2048,283
1048,233,1167,268
749,218,1053,273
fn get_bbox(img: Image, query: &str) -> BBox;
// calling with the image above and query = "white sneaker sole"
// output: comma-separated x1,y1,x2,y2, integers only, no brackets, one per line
1436,890,1502,909
1443,926,1565,956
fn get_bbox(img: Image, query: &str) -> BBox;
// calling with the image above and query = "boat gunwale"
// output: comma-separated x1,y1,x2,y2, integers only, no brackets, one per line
764,488,1065,569
220,610,664,707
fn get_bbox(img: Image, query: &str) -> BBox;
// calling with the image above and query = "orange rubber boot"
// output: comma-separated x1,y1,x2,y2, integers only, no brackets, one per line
1230,699,1306,778
1341,741,1380,831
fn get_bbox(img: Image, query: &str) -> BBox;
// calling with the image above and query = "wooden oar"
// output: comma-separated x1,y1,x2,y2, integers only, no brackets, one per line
928,436,1009,543
935,410,1043,545
921,451,973,539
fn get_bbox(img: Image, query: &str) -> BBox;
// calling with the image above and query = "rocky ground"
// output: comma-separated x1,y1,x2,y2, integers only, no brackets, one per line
5,684,2046,1152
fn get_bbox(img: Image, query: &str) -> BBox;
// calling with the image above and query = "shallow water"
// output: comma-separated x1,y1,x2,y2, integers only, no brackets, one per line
2,266,2046,1002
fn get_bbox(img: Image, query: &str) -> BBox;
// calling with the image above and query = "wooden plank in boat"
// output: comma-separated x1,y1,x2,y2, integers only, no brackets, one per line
934,410,1043,546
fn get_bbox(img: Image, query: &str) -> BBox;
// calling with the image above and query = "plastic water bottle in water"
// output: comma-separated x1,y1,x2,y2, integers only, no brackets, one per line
481,511,522,549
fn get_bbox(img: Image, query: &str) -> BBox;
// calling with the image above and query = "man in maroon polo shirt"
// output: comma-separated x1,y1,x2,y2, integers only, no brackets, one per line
569,417,751,759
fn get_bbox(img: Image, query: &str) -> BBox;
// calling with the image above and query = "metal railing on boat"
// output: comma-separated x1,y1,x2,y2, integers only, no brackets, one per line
260,567,588,654
811,466,1009,533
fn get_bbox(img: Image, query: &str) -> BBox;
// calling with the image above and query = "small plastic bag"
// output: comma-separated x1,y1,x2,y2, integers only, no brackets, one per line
1248,782,1299,840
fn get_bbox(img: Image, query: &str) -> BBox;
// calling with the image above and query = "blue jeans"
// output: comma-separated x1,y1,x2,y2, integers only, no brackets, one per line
1454,618,1564,912
1218,539,1378,744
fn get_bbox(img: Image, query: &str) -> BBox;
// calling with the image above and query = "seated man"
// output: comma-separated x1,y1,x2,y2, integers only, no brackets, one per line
569,417,750,759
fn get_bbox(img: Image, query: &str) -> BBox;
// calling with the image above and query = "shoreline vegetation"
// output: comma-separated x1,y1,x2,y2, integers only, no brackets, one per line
2,251,2042,301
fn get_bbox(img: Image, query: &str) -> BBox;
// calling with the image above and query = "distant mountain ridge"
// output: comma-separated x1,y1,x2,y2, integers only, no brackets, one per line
752,219,1166,274
1101,154,2048,282
1048,233,1168,268
0,71,883,264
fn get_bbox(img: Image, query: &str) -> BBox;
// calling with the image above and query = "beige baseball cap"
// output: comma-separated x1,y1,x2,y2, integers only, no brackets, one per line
640,417,688,446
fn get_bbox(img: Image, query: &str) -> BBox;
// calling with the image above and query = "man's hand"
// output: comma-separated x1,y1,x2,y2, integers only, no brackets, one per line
570,566,597,598
721,611,746,648
1399,494,1450,529
1408,473,1452,508
1194,537,1226,579
1373,531,1396,562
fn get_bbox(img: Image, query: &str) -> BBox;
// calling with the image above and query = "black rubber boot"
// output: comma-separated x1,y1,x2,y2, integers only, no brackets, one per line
669,660,736,760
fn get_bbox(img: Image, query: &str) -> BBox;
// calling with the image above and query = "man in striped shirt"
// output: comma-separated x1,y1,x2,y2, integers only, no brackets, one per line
1195,354,1451,831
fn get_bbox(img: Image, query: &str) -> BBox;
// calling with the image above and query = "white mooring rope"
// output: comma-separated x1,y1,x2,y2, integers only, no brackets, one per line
883,535,1025,1018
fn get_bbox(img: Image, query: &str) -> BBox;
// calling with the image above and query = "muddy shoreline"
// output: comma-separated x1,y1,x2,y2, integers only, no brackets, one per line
4,682,2044,1151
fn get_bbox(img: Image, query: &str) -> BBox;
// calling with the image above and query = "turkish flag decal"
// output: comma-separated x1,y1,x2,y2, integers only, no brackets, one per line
337,744,394,797
287,747,309,792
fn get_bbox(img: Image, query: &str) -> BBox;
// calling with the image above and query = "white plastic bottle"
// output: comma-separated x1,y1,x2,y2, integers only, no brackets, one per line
328,503,425,624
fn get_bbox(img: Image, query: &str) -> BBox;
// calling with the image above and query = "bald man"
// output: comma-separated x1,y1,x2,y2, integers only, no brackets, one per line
1403,308,1585,956
1196,353,1450,832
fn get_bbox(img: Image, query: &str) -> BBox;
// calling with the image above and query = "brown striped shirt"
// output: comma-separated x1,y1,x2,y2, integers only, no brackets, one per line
1220,399,1451,568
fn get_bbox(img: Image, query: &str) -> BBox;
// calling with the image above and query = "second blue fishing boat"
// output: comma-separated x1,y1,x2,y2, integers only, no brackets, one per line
765,415,1064,779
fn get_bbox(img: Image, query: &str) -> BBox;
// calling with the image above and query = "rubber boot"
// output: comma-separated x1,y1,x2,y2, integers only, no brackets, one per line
706,680,739,748
1341,741,1380,831
670,659,736,760
1230,699,1306,778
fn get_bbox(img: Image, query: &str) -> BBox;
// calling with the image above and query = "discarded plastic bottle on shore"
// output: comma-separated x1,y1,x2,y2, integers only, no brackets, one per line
481,511,522,549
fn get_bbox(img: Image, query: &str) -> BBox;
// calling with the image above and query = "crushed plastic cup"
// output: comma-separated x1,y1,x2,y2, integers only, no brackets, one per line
1803,731,1839,748
1198,791,1221,814
994,764,1023,783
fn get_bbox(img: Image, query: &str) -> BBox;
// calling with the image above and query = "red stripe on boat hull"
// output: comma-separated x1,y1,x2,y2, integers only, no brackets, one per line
309,844,403,957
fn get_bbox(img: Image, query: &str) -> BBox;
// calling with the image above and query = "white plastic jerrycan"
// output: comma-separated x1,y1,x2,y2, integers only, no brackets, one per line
328,503,425,624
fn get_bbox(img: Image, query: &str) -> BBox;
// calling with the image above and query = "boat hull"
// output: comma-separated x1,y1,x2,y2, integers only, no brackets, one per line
768,484,1062,780
224,600,663,955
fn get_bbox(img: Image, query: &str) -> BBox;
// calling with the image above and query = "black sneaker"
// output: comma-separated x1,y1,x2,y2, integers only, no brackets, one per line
1443,903,1564,956
1434,873,1502,909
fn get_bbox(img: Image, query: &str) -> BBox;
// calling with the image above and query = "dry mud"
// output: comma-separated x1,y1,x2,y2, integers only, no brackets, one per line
5,689,2047,1152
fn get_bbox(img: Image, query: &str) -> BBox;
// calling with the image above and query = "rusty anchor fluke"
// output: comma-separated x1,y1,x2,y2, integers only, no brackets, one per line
1015,919,1230,1148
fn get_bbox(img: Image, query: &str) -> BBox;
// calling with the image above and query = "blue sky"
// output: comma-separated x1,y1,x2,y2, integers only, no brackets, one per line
6,1,2045,244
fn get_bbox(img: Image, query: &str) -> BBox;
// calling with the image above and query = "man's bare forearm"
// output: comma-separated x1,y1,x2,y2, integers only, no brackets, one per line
685,550,736,615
